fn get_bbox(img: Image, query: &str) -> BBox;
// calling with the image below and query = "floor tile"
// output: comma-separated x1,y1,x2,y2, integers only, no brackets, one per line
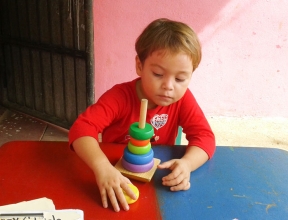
0,109,47,146
41,124,68,142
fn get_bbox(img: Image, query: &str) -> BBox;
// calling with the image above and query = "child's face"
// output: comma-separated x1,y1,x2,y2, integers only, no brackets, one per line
136,49,193,109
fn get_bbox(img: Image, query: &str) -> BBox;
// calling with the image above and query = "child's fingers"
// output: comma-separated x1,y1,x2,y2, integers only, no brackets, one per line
114,185,130,211
170,179,190,191
183,181,191,190
107,187,121,212
121,183,136,200
158,159,191,191
162,165,182,182
100,188,108,209
162,170,183,186
157,159,177,170
123,176,132,185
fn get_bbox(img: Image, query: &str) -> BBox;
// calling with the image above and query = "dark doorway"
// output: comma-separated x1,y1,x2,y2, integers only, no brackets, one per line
0,0,94,129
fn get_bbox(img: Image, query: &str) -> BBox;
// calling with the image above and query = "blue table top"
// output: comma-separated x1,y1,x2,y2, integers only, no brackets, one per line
153,146,288,220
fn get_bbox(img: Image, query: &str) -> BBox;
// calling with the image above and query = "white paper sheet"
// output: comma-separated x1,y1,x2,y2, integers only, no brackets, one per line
0,198,83,220
0,198,55,212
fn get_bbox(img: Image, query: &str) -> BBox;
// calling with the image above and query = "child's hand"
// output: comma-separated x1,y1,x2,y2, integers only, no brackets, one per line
93,162,136,212
157,159,191,191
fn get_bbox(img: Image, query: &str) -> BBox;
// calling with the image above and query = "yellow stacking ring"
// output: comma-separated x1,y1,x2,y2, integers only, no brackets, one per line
128,142,151,155
122,183,139,204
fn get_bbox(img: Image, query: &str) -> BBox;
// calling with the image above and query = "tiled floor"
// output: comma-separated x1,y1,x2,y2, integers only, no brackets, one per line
0,105,68,147
182,116,288,151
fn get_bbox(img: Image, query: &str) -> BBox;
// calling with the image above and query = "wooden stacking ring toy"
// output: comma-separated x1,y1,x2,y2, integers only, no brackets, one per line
130,137,150,146
128,142,151,155
116,99,159,182
122,158,154,173
129,122,154,140
123,147,154,165
122,183,139,204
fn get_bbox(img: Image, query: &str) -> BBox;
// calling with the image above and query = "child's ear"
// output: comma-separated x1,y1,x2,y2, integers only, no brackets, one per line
135,55,143,76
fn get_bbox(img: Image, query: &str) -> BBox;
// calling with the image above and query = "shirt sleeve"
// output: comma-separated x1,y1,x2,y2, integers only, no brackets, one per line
68,84,125,148
179,90,216,159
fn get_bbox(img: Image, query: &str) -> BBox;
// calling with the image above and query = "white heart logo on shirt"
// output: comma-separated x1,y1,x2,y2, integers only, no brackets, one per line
150,114,168,130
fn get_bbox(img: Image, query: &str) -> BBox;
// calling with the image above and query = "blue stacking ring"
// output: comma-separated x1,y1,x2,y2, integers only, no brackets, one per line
123,147,154,165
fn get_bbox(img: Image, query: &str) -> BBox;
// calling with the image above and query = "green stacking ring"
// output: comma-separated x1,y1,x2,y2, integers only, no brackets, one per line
129,122,154,140
128,142,151,155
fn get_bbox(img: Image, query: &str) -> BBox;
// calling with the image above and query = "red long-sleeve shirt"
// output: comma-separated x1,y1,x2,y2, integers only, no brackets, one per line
69,78,215,158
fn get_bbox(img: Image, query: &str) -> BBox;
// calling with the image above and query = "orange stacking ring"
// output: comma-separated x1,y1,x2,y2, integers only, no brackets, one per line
130,137,150,147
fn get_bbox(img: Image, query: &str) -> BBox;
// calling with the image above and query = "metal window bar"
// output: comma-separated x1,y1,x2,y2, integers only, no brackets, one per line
0,0,94,129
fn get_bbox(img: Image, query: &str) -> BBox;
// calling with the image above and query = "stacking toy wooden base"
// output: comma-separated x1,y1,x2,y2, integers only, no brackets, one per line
115,157,161,182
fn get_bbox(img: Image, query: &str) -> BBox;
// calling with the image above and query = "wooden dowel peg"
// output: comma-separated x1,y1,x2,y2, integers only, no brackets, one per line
139,99,148,129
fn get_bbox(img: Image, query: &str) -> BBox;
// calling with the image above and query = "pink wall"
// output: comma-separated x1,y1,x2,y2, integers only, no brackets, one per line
93,0,288,118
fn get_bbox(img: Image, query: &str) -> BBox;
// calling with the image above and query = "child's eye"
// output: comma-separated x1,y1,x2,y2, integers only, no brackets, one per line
176,78,185,82
153,72,162,77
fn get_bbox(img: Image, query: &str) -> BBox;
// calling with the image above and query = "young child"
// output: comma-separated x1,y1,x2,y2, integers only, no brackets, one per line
69,18,215,212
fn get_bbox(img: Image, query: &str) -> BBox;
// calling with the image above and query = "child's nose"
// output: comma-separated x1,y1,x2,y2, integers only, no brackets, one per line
162,79,173,90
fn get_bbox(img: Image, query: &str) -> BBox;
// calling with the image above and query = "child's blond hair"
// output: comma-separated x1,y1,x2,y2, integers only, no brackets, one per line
135,18,202,72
